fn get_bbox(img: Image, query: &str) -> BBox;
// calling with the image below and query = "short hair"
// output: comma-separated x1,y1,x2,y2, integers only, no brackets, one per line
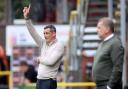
20,61,28,66
98,17,115,33
44,25,56,33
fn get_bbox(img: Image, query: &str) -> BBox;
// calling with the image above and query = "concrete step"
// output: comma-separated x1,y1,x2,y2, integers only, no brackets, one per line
86,22,97,27
88,8,108,14
86,16,102,22
83,40,101,43
88,2,107,8
82,34,100,40
84,27,97,33
88,12,108,17
82,49,97,57
82,42,99,48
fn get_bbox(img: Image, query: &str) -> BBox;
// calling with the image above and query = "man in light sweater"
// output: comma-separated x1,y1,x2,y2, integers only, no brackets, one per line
92,17,124,89
23,6,64,89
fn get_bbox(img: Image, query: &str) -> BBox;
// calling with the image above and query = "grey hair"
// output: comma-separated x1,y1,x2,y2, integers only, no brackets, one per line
98,17,115,33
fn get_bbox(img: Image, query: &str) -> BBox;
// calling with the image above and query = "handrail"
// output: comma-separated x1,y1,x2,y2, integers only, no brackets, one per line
0,62,95,89
84,0,89,27
25,82,96,87
57,82,96,87
0,71,10,75
0,71,12,89
68,0,90,82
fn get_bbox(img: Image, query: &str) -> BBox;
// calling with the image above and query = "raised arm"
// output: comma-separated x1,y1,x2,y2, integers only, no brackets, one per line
23,5,43,47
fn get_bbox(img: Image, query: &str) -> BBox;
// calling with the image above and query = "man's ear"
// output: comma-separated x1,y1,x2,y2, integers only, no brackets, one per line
105,27,110,33
53,32,56,36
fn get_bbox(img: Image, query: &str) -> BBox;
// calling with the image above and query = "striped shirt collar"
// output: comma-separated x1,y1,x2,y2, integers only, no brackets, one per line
104,33,114,41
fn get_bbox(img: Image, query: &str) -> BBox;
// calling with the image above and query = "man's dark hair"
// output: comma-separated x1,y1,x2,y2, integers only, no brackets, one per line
20,61,28,66
44,25,56,33
99,17,115,33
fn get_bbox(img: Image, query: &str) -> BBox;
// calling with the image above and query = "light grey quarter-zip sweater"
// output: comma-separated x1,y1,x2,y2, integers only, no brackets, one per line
26,20,64,79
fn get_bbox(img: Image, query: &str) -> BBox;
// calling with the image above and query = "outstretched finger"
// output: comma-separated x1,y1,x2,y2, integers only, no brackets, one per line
24,7,28,9
28,4,31,10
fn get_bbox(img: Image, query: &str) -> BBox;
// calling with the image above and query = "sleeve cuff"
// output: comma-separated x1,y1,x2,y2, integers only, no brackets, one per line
107,85,111,89
24,16,30,20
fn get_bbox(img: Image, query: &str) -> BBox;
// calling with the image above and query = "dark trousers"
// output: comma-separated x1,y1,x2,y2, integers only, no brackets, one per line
95,85,107,89
36,79,57,89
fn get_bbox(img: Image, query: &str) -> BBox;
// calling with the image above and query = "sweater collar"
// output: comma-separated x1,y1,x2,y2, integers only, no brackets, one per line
47,39,57,46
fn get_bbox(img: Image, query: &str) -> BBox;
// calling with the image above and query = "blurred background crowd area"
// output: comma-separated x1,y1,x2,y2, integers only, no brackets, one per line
8,0,77,23
12,46,65,88
0,0,128,89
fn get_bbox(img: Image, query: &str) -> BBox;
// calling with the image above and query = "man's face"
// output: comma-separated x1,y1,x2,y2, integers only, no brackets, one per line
44,28,56,43
96,21,109,40
20,65,28,73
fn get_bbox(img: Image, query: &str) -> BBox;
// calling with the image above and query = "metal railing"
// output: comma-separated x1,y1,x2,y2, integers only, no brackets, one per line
0,71,12,89
20,82,96,87
57,82,96,87
68,0,90,82
0,71,96,89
